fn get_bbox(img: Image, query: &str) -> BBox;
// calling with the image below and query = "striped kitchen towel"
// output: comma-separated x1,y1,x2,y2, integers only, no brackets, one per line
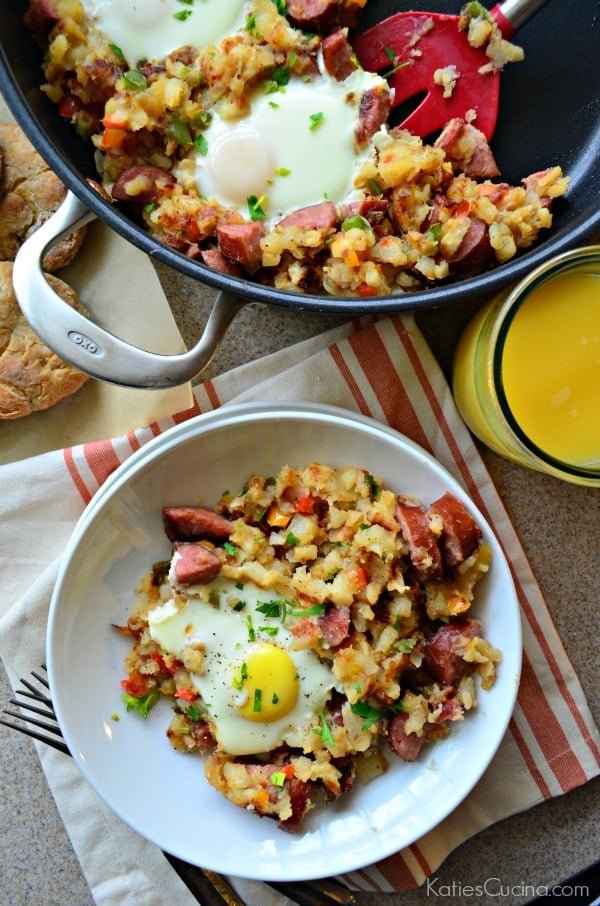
0,313,598,905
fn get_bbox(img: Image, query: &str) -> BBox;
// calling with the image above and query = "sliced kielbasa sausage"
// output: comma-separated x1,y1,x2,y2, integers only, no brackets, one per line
163,506,233,542
396,495,443,580
428,492,482,567
172,542,222,585
216,221,264,266
387,711,425,762
112,165,176,206
424,617,482,685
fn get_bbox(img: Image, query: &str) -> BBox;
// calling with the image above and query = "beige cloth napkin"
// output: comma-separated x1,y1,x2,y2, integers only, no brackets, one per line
0,94,193,464
1,314,598,905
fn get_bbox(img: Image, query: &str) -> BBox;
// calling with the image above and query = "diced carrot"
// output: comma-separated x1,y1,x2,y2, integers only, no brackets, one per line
102,126,127,149
344,250,360,268
295,495,316,515
101,114,127,129
358,284,378,297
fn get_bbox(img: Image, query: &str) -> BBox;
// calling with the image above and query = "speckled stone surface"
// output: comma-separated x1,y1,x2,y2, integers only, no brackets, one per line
1,266,598,906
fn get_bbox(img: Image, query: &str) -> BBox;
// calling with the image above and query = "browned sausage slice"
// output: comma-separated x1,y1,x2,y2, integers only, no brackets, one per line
396,495,443,580
112,166,176,205
216,222,264,266
197,248,244,276
356,86,392,145
448,217,493,271
387,711,425,762
277,201,337,231
434,119,500,178
424,617,482,685
172,542,222,585
286,0,363,29
321,30,357,81
163,506,233,541
428,492,482,567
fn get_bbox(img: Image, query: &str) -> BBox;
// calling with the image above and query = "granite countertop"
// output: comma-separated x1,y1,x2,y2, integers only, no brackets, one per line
1,268,598,906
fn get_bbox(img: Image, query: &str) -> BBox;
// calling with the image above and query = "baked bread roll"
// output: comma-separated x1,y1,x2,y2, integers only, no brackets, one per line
0,122,86,270
0,261,89,419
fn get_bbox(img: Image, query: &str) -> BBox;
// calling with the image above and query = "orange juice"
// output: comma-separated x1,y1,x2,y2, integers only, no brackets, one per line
500,272,599,466
452,246,600,486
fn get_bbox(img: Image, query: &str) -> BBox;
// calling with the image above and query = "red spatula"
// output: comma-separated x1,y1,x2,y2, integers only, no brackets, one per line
353,0,550,139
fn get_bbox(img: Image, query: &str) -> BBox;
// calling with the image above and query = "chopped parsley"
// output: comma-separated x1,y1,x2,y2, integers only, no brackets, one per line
256,598,326,622
396,637,417,653
247,194,266,221
122,70,147,91
313,710,334,747
253,688,262,712
349,700,384,731
120,689,160,719
256,599,285,619
342,214,371,233
259,625,280,637
290,603,326,617
264,67,290,94
309,112,324,131
167,113,192,146
364,472,380,498
185,703,201,721
109,44,125,62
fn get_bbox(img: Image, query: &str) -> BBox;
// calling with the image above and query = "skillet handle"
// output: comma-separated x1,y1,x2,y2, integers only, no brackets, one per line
492,0,550,37
12,191,247,389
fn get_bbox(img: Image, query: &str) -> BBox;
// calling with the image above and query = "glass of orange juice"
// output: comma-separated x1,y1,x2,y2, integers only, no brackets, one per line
452,246,600,486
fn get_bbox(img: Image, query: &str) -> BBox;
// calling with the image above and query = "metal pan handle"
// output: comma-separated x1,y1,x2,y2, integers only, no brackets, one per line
12,191,247,388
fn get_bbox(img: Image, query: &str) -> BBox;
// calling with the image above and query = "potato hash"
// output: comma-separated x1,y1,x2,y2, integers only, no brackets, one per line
116,463,501,832
27,0,569,297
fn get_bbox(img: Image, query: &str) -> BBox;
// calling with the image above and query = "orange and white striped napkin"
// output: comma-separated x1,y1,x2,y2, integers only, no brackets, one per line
0,313,598,904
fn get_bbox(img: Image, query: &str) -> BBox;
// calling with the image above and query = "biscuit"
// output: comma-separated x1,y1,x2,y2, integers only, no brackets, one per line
0,261,89,419
0,122,86,270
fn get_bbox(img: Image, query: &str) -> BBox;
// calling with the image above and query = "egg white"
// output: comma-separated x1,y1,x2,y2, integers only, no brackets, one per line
184,66,389,228
148,577,336,756
81,0,248,65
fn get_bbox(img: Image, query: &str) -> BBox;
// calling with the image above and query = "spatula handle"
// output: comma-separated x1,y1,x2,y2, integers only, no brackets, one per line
492,0,551,38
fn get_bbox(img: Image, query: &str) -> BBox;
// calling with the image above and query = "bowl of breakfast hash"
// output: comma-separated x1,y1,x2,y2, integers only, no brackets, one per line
47,401,521,880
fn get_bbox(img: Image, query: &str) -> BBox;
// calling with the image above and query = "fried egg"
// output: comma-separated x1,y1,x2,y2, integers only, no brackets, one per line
81,0,247,65
148,577,335,756
184,67,389,228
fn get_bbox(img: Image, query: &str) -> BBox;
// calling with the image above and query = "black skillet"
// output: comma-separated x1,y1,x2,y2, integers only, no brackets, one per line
0,1,599,387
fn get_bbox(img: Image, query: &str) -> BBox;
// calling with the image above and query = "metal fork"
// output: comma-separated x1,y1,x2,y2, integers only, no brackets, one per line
2,666,356,906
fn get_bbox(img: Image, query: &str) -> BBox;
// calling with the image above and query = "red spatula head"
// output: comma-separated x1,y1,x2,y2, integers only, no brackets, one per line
353,11,501,139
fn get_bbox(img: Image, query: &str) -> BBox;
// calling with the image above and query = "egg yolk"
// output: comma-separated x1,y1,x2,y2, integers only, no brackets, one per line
234,644,299,723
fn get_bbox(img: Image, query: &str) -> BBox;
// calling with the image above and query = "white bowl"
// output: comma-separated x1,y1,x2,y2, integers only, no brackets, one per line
47,402,521,881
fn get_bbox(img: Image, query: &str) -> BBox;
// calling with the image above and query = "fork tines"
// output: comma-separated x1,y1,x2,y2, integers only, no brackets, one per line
2,667,358,905
1,664,70,756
